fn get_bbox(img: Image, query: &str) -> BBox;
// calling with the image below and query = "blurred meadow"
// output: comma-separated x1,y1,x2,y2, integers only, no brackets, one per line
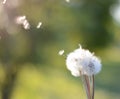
0,0,120,99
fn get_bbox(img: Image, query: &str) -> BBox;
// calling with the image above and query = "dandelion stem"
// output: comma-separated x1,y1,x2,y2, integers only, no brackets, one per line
81,75,90,99
89,75,94,99
92,75,94,99
85,75,91,99
81,75,94,99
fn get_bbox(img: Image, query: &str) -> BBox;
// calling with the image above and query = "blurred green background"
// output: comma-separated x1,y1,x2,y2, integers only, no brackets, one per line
0,0,120,99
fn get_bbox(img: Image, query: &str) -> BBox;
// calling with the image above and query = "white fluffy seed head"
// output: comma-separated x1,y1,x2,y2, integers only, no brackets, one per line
66,45,102,77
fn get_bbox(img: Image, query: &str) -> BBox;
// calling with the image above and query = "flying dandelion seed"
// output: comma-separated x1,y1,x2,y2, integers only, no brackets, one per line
58,50,65,56
15,16,26,24
23,21,30,30
65,0,70,3
36,22,42,29
15,15,30,30
23,19,30,30
2,0,7,4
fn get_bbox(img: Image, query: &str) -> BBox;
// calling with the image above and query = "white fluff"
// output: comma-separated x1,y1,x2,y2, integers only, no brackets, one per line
66,46,102,77
58,50,65,56
36,22,42,29
15,15,30,30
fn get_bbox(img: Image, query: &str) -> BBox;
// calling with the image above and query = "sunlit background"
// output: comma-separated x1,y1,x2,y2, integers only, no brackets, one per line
0,0,120,99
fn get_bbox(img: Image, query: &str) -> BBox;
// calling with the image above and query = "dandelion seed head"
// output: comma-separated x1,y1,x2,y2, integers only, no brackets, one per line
58,50,65,56
66,45,102,77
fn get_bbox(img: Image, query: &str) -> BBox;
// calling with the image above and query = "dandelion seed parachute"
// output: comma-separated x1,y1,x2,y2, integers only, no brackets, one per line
65,0,70,3
15,15,30,30
37,22,42,29
58,50,65,56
